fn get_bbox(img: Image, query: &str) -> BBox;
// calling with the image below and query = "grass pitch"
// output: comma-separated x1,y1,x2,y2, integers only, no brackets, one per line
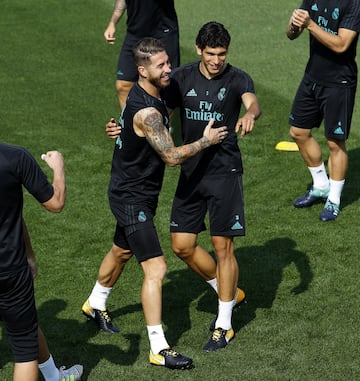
1,0,359,380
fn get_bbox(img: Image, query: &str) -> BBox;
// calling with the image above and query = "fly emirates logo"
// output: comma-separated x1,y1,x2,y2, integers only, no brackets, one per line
185,101,224,122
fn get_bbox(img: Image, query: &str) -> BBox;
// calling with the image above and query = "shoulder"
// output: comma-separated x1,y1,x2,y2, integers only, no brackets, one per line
225,65,255,87
0,143,32,165
226,64,253,81
171,62,198,79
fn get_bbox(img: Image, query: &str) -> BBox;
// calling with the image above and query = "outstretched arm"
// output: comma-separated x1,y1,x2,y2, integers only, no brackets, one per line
235,92,261,136
134,108,228,166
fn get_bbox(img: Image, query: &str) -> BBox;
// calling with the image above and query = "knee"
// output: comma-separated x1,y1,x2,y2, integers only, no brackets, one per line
144,258,167,281
212,237,234,260
290,125,312,142
116,80,133,105
327,139,346,153
289,126,302,141
171,240,194,260
110,245,132,264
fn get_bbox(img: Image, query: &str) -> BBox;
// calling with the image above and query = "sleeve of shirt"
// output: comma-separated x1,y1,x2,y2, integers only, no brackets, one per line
234,69,256,96
340,1,360,32
299,0,309,11
17,147,54,204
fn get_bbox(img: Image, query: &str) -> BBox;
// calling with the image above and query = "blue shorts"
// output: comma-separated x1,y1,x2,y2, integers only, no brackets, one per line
289,77,356,140
170,173,246,237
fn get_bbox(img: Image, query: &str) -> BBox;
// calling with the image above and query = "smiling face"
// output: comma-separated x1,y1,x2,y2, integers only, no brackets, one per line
196,45,228,79
139,50,172,89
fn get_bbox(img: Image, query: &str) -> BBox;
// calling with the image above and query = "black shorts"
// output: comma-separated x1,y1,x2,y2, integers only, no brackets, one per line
170,173,246,237
116,31,180,81
289,77,356,140
110,203,163,263
0,267,38,362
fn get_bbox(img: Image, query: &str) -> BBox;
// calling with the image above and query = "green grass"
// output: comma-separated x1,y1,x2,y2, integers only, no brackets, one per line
1,0,360,380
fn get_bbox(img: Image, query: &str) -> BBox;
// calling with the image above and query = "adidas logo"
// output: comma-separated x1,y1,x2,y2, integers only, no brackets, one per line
311,4,318,11
334,127,344,135
186,88,197,97
231,222,243,230
231,215,243,230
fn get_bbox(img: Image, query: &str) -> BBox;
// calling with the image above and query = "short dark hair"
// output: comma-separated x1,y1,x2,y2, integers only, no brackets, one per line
195,21,231,50
132,38,166,67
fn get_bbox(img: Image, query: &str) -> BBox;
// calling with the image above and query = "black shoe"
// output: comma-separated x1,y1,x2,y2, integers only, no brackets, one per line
149,348,193,369
203,328,234,352
293,186,329,208
82,299,119,333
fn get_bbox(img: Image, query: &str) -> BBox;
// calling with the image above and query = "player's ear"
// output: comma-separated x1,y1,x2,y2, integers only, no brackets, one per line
138,65,148,78
195,45,202,56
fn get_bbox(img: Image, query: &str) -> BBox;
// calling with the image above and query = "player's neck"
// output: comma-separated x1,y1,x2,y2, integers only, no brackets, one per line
138,78,161,100
199,62,226,80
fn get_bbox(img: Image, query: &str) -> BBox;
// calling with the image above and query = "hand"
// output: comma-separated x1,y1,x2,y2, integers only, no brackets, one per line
104,23,116,44
41,151,64,171
291,9,310,29
106,118,121,139
203,119,228,145
236,114,255,137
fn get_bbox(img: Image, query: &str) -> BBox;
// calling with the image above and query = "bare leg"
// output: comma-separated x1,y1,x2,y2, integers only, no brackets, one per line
140,256,167,326
14,361,38,381
115,80,135,110
327,139,348,180
171,232,217,280
97,244,132,287
211,236,238,302
290,126,323,167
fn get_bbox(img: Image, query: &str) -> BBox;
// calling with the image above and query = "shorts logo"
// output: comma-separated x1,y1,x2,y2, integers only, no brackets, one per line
231,215,243,230
170,220,179,227
138,211,147,223
334,122,344,135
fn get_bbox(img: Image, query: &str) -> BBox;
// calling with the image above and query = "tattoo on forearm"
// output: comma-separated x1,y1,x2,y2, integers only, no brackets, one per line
142,110,209,165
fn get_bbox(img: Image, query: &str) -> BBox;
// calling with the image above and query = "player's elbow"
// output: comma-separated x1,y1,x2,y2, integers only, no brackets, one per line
43,200,65,213
42,194,66,213
333,45,348,54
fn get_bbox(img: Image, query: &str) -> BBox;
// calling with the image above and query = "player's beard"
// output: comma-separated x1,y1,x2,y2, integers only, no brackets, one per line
149,74,170,90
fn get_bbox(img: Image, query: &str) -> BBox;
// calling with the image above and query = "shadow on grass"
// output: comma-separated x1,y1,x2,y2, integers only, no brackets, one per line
0,238,313,375
0,300,140,380
108,238,313,347
196,237,313,334
109,269,209,348
40,299,139,380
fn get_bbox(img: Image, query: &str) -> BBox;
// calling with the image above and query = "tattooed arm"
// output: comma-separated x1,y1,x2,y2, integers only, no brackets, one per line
133,107,228,167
